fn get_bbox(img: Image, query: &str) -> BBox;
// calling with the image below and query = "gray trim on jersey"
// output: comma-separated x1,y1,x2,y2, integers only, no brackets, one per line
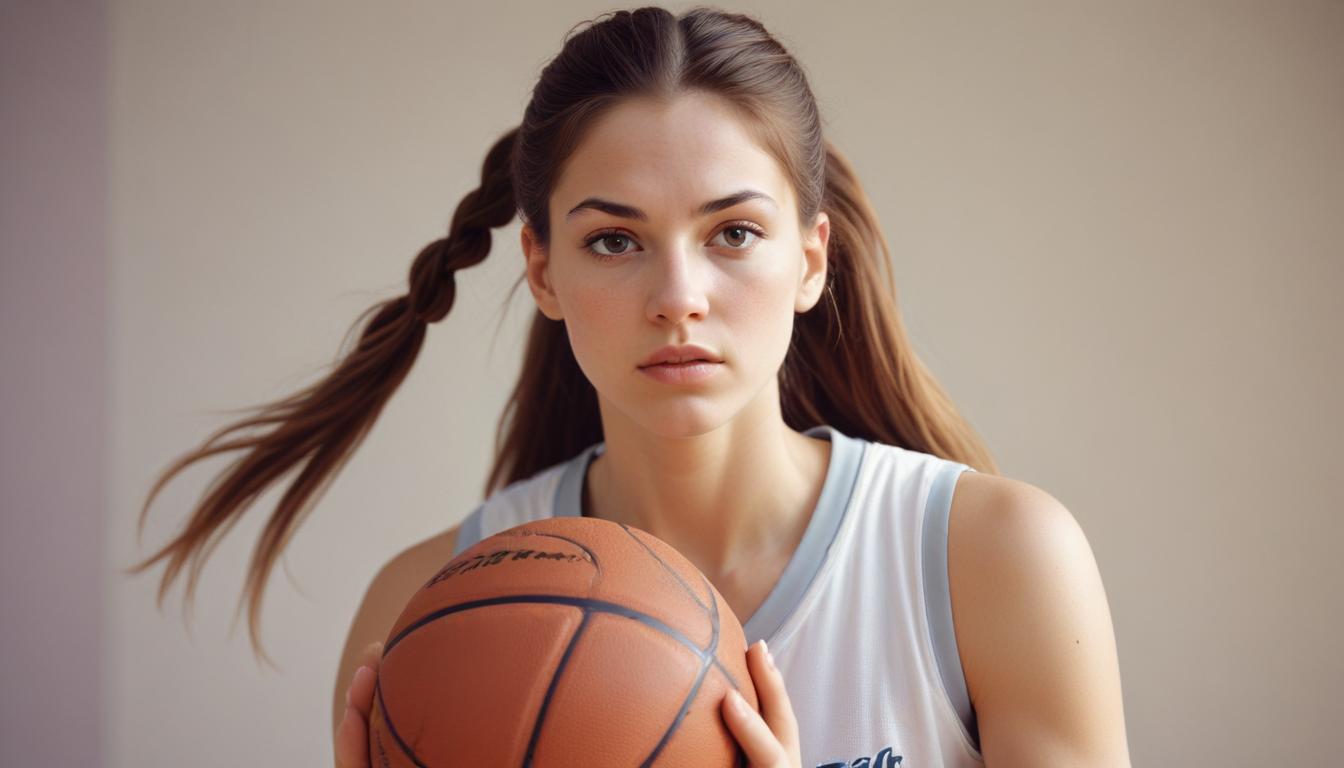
452,501,485,557
922,460,982,754
551,439,603,522
735,424,864,645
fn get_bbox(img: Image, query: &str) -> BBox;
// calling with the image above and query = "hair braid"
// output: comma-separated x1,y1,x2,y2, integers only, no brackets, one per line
410,128,518,324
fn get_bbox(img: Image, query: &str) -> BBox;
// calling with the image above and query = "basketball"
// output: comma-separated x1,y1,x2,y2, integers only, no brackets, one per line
367,515,759,766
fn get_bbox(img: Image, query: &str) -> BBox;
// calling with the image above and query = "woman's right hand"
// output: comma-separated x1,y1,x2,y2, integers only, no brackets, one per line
334,641,383,768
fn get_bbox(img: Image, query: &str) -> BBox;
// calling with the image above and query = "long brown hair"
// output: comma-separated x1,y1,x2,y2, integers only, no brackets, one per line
125,5,999,666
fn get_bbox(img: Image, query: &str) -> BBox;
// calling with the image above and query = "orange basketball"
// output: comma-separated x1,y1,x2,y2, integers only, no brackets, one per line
367,515,759,766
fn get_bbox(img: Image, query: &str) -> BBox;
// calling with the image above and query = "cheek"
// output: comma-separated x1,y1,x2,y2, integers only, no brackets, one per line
721,267,802,365
557,278,628,375
565,281,623,326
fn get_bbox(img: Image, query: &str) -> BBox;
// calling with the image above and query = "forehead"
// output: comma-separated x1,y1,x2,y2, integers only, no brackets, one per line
552,92,793,220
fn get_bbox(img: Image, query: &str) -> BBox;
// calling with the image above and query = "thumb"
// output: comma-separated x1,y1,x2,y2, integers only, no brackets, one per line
334,705,369,768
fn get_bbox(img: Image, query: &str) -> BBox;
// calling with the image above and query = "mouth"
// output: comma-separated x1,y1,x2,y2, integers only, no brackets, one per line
639,358,717,368
637,343,724,368
638,358,722,384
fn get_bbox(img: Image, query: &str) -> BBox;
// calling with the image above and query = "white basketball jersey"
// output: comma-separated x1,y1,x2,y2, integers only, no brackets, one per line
451,424,985,767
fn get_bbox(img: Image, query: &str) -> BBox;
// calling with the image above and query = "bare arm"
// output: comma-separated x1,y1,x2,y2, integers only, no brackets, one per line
332,524,461,766
948,473,1132,767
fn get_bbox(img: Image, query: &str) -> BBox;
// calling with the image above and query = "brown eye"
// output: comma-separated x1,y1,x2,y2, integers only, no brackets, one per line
583,230,641,260
712,222,765,251
595,235,633,254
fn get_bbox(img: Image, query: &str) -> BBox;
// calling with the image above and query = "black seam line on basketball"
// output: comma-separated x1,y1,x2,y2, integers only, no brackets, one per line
384,595,704,659
617,522,708,613
618,521,747,688
374,674,432,768
708,653,739,693
639,569,725,767
378,593,747,699
639,637,715,767
522,607,592,768
700,568,741,692
514,530,602,577
697,566,746,694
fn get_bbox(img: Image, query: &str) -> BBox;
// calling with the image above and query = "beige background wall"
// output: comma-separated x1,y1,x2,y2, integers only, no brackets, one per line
3,1,1340,766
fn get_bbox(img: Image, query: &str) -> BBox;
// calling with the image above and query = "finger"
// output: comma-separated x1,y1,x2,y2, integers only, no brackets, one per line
347,664,378,720
334,705,369,768
721,688,788,767
747,639,800,750
345,641,382,717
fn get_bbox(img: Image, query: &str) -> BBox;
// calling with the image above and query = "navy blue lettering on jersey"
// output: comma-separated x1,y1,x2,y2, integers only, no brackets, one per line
815,745,903,767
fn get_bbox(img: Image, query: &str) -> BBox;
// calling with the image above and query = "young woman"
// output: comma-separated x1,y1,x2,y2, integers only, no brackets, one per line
128,7,1131,767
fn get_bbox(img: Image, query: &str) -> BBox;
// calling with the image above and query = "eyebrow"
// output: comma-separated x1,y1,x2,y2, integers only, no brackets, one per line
565,189,779,222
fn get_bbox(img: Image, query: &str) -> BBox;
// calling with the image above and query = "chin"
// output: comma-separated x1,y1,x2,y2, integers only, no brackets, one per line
621,396,729,440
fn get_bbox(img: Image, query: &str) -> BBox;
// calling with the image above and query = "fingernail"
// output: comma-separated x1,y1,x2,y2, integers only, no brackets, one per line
760,639,775,670
352,665,371,691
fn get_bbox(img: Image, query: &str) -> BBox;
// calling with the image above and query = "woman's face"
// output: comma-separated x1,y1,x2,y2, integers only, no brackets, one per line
523,91,829,438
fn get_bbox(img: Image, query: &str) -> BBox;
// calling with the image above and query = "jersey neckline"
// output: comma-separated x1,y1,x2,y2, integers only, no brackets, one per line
551,424,867,646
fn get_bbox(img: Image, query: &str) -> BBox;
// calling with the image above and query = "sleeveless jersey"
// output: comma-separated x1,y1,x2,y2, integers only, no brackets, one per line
450,424,985,767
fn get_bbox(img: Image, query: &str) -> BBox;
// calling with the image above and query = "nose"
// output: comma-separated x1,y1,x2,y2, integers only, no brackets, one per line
645,242,710,326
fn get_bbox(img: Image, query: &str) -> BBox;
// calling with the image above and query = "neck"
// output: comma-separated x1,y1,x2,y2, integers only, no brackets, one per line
582,397,832,583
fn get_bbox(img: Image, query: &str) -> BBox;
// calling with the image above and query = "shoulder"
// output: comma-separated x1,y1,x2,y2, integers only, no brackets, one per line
390,523,462,579
945,470,1132,765
350,522,464,639
945,472,1087,649
362,523,463,620
946,470,1080,579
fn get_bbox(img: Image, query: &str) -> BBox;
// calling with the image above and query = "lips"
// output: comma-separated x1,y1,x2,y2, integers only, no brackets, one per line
638,358,722,384
638,343,723,368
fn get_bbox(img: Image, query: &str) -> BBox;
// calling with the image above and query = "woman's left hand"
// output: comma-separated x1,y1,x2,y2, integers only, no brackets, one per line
721,639,802,767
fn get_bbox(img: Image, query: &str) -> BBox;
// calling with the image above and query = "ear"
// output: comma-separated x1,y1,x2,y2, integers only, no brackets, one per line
795,211,830,313
522,223,564,320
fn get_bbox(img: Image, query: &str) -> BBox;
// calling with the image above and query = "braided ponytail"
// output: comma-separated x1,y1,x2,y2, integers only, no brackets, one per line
410,127,519,324
125,127,520,667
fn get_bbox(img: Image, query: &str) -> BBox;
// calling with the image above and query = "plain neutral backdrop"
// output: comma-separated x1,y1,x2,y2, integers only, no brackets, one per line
3,1,1341,766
